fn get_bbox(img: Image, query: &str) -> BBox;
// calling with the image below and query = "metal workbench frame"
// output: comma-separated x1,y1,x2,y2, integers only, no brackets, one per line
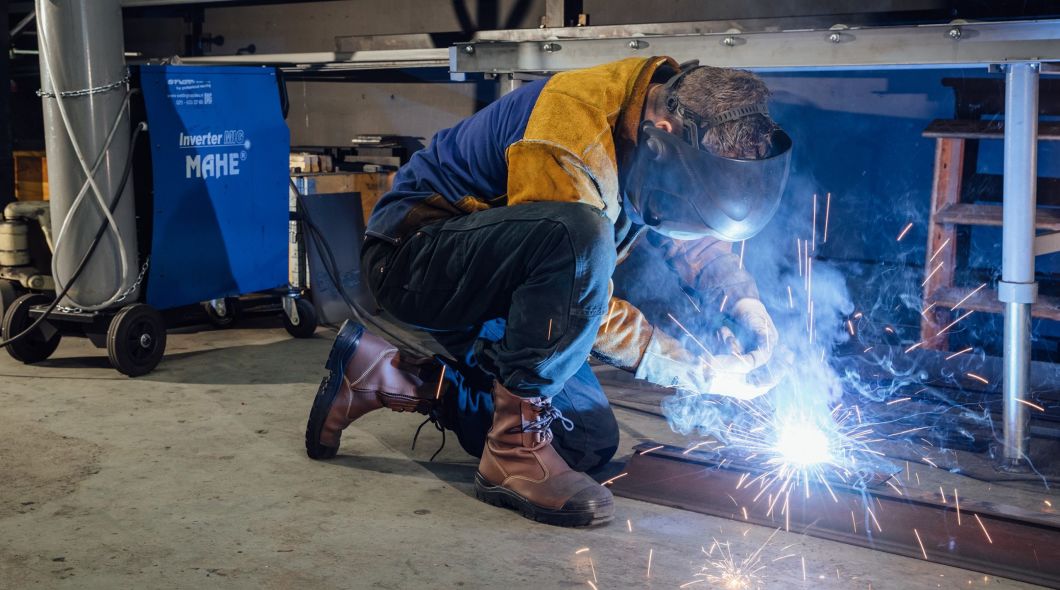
448,18,1060,466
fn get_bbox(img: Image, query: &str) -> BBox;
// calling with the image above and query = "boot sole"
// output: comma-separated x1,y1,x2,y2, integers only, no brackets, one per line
473,472,614,527
305,321,365,460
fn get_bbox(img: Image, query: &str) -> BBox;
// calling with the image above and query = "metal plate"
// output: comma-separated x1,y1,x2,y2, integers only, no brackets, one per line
611,443,1060,588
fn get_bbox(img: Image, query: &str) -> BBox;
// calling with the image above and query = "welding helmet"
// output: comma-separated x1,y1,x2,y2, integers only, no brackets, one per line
625,65,793,242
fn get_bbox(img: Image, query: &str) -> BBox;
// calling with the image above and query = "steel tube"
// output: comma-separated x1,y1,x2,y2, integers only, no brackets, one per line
999,63,1039,465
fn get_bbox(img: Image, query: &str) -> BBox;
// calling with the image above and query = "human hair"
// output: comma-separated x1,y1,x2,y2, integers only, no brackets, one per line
670,66,778,159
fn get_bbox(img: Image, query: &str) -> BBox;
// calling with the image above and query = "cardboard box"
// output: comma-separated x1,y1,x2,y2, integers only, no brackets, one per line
291,171,395,224
14,151,49,200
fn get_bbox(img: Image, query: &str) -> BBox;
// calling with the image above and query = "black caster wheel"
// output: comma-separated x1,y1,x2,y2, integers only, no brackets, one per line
2,293,60,364
0,280,25,320
107,304,166,377
203,297,241,329
283,297,317,339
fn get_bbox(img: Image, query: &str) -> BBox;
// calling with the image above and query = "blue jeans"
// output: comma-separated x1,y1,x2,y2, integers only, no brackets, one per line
363,202,620,471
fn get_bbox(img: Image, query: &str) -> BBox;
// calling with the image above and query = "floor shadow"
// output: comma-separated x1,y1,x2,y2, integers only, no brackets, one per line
327,452,477,488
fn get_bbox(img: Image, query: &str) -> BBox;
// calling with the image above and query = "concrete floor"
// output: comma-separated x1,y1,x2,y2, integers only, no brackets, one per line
0,320,1050,589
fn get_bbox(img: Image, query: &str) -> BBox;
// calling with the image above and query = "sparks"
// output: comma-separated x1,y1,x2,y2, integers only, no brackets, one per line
667,313,713,359
435,365,447,399
601,472,628,486
966,372,989,385
929,237,950,262
640,445,665,456
547,318,553,340
951,283,987,311
812,193,818,252
896,222,914,242
945,347,973,360
720,294,729,313
586,581,598,590
647,548,654,578
738,240,746,269
974,514,993,543
920,302,937,318
846,319,855,336
886,397,911,405
905,342,923,353
823,192,832,243
787,285,794,309
627,519,633,532
955,488,961,525
935,310,975,338
921,262,945,287
1017,398,1046,412
684,292,702,314
913,528,928,559
603,300,615,333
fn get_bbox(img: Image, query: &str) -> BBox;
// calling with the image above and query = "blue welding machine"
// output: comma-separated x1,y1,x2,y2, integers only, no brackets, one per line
1,65,301,377
139,65,290,310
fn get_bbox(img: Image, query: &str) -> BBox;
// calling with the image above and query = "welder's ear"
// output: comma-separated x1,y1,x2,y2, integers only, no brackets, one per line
653,119,673,134
640,122,667,160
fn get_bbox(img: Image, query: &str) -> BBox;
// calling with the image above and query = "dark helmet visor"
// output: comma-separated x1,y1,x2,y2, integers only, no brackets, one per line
636,125,793,241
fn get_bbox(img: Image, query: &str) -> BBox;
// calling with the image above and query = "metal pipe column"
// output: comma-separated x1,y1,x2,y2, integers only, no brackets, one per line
999,63,1040,466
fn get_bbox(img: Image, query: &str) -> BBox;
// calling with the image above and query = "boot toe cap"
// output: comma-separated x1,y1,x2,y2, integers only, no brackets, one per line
561,484,615,517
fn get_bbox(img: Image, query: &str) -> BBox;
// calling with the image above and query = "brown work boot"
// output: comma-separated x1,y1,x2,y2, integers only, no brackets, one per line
305,321,447,459
475,383,614,527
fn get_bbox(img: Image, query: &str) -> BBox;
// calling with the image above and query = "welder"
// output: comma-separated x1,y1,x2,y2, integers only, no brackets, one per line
304,56,792,527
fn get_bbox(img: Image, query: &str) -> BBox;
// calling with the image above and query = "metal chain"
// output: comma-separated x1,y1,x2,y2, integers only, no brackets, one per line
115,257,150,303
37,75,130,99
55,256,150,314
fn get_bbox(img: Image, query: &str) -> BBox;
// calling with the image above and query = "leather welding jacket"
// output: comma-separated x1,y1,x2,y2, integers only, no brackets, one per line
365,56,759,371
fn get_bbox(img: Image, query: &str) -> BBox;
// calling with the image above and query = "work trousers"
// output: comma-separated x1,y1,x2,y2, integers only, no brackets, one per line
362,202,620,472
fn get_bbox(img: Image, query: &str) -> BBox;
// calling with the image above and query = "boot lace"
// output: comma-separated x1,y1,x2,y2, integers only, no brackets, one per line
509,402,575,435
411,405,448,462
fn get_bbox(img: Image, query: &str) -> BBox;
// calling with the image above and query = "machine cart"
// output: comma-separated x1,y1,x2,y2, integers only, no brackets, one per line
2,64,307,376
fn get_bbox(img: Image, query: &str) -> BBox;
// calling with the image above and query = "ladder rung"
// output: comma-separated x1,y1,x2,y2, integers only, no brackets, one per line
934,203,1060,231
923,119,1060,141
929,286,1060,321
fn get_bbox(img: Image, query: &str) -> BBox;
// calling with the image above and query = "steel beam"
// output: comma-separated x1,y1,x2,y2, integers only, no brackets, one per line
451,19,1060,73
999,63,1041,467
610,443,1060,588
175,48,449,70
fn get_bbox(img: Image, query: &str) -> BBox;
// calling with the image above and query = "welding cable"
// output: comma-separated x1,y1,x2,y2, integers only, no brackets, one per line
0,122,147,350
36,1,134,310
47,89,136,308
288,179,434,357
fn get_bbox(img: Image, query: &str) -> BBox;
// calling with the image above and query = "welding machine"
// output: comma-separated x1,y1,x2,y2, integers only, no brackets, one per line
1,63,312,376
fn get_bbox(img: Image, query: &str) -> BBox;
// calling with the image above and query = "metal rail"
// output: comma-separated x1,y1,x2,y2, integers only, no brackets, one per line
450,19,1060,74
175,48,449,70
611,442,1060,588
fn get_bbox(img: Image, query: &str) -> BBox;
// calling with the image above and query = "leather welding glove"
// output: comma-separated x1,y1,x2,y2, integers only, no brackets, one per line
714,298,778,374
634,328,774,401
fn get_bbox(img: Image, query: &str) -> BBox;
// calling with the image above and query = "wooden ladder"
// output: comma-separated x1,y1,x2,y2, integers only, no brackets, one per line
920,119,1060,349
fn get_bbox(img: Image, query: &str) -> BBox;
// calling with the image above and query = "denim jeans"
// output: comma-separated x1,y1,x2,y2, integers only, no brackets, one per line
363,202,620,471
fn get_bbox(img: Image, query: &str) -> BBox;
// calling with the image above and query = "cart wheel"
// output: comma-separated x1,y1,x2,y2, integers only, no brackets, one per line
283,297,317,339
0,280,25,320
203,297,241,329
2,293,61,364
107,304,167,377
